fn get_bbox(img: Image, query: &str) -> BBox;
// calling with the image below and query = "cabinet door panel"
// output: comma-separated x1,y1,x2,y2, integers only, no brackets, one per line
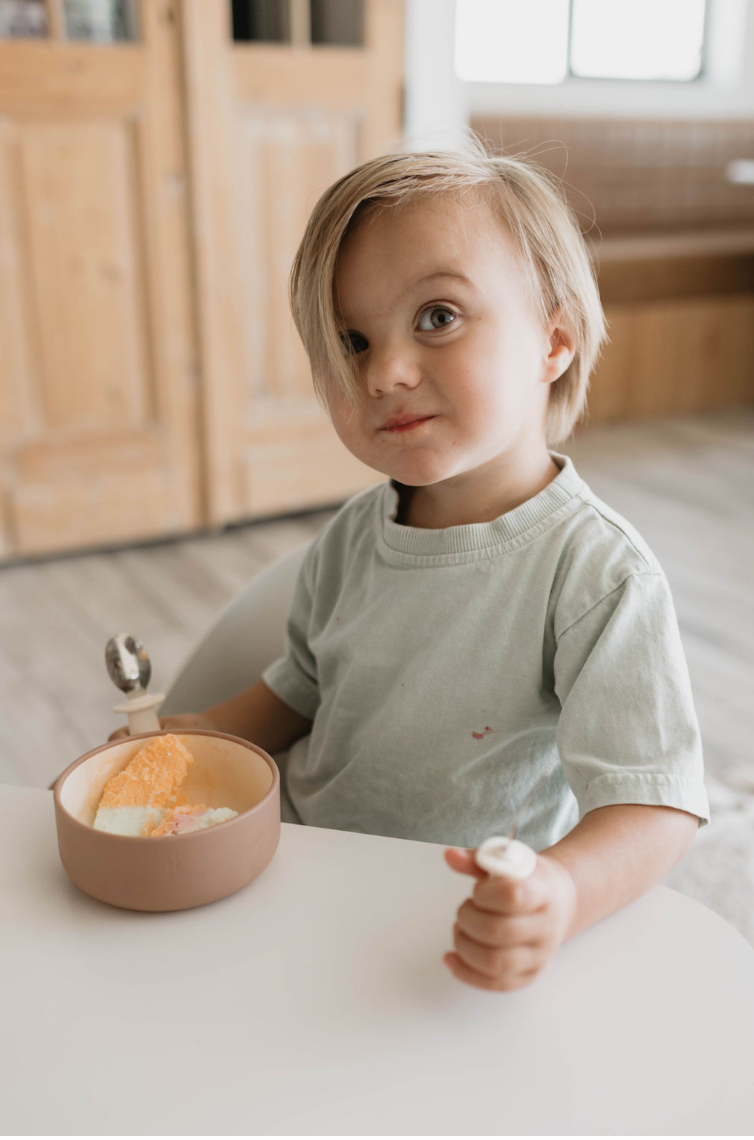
184,0,404,525
21,120,152,429
237,106,358,406
0,4,199,559
589,298,754,425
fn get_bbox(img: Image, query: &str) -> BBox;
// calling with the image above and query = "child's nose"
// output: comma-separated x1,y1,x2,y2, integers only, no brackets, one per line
365,346,421,397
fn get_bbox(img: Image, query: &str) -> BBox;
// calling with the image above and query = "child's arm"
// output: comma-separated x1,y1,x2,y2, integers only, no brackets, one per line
443,803,699,993
202,679,312,755
539,802,698,940
109,679,312,755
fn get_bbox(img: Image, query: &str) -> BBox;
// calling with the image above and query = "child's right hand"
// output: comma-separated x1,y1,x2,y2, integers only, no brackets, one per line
107,712,218,742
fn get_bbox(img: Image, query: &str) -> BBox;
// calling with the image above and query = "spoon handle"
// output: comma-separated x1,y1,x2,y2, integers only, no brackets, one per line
112,691,165,735
475,759,558,878
474,836,538,881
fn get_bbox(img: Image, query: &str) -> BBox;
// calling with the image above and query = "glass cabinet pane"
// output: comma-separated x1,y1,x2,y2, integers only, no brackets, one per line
231,0,364,45
0,0,48,37
310,0,363,46
232,0,290,42
63,0,139,42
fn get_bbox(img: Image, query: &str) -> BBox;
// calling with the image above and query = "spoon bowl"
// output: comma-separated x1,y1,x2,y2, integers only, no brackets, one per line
105,634,152,694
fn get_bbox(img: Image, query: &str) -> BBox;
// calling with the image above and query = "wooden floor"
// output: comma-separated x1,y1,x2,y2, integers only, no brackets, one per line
2,409,753,944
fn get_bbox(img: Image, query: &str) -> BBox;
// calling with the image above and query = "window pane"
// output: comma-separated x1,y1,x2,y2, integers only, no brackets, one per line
454,0,570,83
310,0,364,46
570,0,706,81
63,0,139,42
232,0,289,42
0,0,47,38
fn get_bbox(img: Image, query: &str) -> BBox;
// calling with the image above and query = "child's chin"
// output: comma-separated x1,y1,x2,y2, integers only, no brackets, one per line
388,462,455,488
363,447,453,487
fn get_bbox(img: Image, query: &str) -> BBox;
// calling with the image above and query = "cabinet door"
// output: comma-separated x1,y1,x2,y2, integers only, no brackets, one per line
0,0,200,559
588,297,754,424
183,0,404,525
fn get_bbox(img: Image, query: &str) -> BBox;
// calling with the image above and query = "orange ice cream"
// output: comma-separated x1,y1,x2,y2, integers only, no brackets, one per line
98,734,193,810
93,734,237,837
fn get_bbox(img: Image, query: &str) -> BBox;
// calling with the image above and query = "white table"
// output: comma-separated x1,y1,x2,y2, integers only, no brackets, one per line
3,784,754,1136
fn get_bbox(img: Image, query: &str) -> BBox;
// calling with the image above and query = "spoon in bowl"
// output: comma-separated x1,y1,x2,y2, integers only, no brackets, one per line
105,633,165,735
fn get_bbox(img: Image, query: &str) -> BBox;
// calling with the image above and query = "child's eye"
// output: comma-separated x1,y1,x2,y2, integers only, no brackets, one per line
418,306,457,332
339,330,369,355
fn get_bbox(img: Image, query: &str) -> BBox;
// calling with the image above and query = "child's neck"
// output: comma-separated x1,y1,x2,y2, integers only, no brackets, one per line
395,451,560,530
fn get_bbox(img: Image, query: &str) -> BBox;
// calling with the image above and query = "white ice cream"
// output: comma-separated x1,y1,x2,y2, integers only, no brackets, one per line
93,805,166,837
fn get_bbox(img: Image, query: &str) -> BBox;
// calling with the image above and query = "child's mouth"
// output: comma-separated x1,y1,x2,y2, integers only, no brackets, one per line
381,416,435,434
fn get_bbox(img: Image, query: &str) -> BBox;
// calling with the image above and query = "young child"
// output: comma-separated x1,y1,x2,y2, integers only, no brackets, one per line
112,140,710,993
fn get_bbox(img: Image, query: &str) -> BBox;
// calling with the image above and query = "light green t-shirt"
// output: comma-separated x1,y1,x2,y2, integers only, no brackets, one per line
262,451,710,851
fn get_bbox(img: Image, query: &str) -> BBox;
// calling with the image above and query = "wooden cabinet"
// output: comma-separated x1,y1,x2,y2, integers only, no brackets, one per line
0,0,403,560
588,297,754,423
586,233,754,426
0,1,202,559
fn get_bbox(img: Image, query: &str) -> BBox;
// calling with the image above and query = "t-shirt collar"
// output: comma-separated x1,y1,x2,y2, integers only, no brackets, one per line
381,450,586,558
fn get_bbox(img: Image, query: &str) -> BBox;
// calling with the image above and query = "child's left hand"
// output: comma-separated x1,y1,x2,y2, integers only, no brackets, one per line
442,847,577,992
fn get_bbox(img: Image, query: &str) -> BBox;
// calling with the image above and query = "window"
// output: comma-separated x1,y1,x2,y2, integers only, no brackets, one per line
454,0,708,84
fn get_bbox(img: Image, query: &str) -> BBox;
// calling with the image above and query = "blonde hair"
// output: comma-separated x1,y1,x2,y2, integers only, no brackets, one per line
289,135,607,446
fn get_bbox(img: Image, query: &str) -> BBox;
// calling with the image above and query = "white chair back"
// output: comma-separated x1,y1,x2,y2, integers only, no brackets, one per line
161,543,310,716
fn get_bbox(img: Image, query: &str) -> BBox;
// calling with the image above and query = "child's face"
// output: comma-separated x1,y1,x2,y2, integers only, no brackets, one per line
330,193,575,502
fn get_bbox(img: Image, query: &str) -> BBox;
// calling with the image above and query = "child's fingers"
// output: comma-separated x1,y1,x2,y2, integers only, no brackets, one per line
443,950,538,993
444,846,487,880
443,951,492,990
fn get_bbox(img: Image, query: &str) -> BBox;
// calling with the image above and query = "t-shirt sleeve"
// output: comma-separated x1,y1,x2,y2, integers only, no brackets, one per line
261,545,320,721
554,572,710,829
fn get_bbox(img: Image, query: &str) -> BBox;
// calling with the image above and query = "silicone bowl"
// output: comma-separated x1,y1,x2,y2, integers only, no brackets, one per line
53,730,280,912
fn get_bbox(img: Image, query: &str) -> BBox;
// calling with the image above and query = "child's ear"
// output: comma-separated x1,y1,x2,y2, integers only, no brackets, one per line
543,310,576,384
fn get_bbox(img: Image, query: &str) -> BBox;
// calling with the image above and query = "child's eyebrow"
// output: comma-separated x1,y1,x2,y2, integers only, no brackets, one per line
410,270,475,292
337,271,476,326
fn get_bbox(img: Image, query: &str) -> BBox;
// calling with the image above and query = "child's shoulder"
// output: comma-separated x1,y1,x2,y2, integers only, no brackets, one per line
551,481,666,631
567,487,661,573
304,480,386,566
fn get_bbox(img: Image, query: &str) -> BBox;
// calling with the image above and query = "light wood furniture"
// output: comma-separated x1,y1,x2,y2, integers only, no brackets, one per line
4,782,754,1134
470,115,754,233
0,0,202,559
0,0,403,560
587,230,754,423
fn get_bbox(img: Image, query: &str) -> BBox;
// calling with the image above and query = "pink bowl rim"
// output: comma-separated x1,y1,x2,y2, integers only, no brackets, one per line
52,729,280,843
